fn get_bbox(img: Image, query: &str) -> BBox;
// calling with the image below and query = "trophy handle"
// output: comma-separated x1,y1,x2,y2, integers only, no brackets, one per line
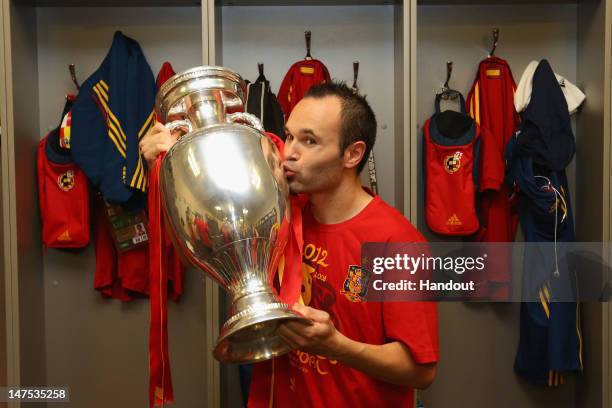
227,112,264,132
165,119,193,135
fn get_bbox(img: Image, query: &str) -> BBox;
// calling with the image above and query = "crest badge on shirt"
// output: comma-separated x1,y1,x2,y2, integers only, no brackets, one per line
444,151,463,174
58,170,76,191
341,265,371,302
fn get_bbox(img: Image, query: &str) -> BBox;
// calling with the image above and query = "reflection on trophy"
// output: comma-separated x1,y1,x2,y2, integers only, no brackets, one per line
155,66,307,363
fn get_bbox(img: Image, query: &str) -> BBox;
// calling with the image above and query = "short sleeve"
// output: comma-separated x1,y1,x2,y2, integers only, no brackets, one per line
383,301,439,364
382,222,439,364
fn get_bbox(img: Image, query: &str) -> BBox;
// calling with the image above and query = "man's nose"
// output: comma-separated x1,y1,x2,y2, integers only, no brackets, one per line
283,142,299,161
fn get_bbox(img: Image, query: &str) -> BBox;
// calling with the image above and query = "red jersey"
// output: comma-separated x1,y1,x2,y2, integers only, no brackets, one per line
465,57,520,300
251,193,439,408
277,59,331,117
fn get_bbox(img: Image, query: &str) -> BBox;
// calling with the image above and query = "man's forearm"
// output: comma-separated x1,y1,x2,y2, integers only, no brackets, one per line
329,332,436,388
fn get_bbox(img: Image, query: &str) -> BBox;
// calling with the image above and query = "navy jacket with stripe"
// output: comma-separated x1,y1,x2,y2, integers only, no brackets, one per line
70,31,156,209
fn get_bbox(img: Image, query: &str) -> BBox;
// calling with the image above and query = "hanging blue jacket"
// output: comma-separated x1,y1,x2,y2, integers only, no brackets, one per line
505,59,582,387
70,31,156,209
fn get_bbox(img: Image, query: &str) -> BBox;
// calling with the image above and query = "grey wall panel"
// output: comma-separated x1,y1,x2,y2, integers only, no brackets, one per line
219,5,397,206
423,303,576,408
35,7,209,407
575,0,609,405
416,4,581,408
0,0,8,390
8,0,47,393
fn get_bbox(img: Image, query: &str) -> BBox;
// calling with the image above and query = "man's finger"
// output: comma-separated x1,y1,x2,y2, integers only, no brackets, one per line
293,303,329,323
277,331,300,350
282,319,313,336
151,122,167,132
278,324,309,349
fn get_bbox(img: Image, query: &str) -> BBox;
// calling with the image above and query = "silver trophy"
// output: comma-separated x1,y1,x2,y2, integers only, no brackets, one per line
156,66,307,363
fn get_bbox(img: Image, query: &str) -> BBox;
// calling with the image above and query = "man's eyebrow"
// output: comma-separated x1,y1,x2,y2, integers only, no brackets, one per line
300,128,316,136
285,127,319,139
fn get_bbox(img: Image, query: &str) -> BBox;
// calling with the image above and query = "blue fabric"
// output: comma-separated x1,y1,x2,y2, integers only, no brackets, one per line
70,31,155,209
505,60,582,385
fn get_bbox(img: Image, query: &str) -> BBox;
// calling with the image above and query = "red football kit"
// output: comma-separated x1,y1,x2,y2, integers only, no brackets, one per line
250,192,439,408
466,56,520,299
277,59,331,117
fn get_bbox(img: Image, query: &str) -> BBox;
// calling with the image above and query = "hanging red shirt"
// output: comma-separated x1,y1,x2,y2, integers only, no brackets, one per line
277,59,331,117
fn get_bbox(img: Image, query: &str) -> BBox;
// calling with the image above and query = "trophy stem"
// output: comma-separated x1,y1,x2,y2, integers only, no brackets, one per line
214,288,308,363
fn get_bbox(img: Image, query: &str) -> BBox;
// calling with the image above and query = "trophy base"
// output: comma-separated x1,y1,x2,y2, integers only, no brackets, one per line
214,290,309,363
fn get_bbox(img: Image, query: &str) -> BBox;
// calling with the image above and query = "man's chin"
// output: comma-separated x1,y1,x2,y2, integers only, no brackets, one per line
288,180,304,195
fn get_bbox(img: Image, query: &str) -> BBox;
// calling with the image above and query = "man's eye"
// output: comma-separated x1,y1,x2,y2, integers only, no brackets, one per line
285,133,293,141
306,138,316,145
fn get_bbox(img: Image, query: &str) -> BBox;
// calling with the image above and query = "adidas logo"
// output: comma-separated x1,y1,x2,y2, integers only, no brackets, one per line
446,214,462,226
57,230,71,241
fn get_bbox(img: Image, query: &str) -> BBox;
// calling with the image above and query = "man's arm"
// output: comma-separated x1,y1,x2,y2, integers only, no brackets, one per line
278,303,437,389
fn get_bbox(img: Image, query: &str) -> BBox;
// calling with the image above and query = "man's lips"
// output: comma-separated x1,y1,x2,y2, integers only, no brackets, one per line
283,165,297,178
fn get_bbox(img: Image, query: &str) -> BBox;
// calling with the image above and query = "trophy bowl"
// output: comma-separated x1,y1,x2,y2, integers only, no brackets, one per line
156,66,308,364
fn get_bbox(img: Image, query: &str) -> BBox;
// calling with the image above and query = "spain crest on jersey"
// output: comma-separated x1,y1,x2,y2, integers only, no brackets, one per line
58,170,76,191
341,265,371,302
444,151,463,174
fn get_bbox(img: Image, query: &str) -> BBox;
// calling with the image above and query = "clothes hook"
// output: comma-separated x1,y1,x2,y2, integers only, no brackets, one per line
257,62,264,76
443,61,453,90
305,30,312,60
352,61,360,92
489,28,499,57
69,64,80,90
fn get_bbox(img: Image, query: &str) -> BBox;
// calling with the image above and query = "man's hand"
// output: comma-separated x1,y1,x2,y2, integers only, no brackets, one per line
139,122,182,167
278,303,437,388
277,303,344,359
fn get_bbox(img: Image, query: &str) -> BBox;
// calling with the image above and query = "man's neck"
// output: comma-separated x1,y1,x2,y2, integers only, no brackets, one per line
308,177,374,225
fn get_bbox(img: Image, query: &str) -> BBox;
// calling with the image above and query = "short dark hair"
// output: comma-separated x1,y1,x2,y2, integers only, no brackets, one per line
304,81,377,174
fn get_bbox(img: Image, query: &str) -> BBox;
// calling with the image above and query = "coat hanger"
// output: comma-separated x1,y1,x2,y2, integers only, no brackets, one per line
438,61,460,100
304,30,313,60
488,28,499,58
352,61,359,92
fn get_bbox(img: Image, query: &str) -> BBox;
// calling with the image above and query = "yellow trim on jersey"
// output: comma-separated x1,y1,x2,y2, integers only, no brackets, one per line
93,83,128,144
130,154,145,190
539,290,550,319
95,82,109,101
93,79,153,191
469,95,474,119
474,82,481,125
548,369,553,386
139,110,155,139
92,84,127,147
277,255,285,285
92,86,126,158
543,285,551,302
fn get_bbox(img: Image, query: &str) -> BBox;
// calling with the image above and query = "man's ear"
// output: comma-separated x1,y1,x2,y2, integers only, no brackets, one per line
343,140,366,170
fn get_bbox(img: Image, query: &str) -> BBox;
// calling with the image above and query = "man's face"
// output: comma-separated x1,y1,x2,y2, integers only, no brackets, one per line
283,96,344,194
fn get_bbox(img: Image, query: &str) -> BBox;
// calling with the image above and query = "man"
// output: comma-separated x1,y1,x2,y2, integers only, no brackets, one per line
141,82,438,407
